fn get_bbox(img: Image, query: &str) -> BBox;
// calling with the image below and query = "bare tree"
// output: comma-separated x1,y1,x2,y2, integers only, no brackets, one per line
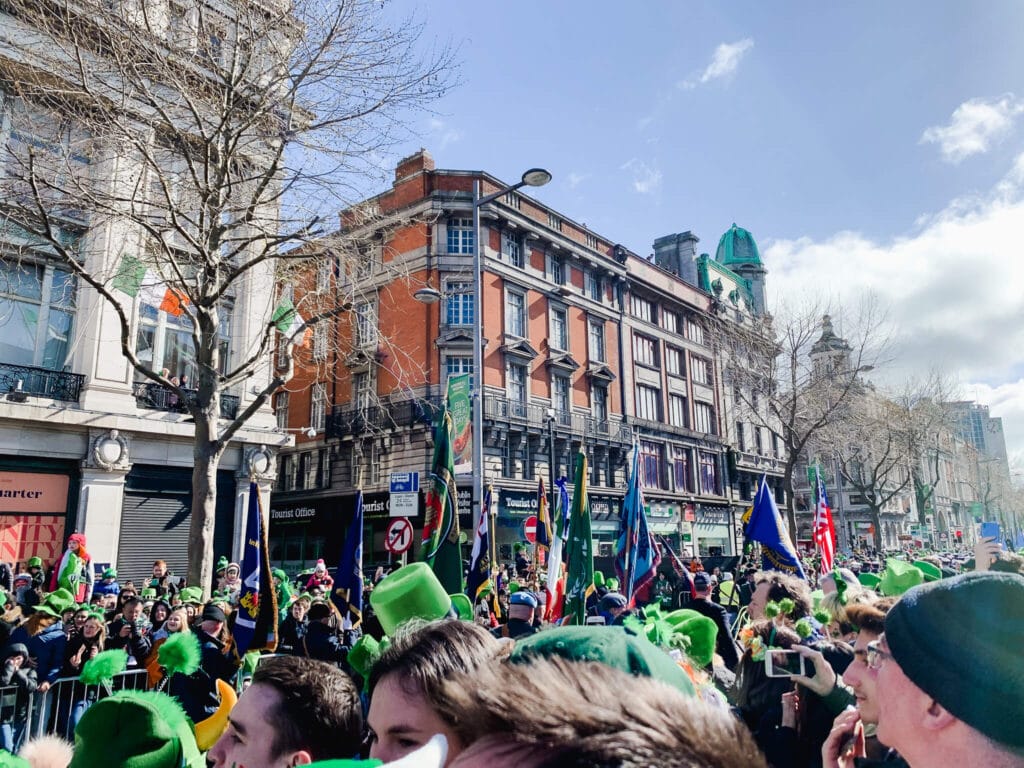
0,0,455,591
716,297,889,542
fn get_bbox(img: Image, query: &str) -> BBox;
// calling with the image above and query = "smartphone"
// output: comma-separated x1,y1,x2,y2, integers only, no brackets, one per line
585,615,607,626
980,522,1001,544
765,650,807,678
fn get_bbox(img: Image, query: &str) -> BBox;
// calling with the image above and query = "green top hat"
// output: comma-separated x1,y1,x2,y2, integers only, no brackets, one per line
511,625,695,697
449,593,473,621
68,690,204,768
102,568,117,579
27,556,42,569
671,614,718,668
912,560,942,582
178,586,204,605
140,588,157,600
368,562,453,636
858,572,881,589
605,577,620,591
347,635,382,681
36,588,76,619
879,559,924,597
593,570,606,588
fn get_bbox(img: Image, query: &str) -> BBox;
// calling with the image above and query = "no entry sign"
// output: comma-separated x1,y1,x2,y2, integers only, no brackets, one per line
385,517,414,554
524,514,538,544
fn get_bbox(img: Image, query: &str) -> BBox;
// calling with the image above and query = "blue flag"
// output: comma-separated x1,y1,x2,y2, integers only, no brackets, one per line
234,482,278,656
466,486,493,603
614,445,661,603
747,474,806,579
332,489,364,628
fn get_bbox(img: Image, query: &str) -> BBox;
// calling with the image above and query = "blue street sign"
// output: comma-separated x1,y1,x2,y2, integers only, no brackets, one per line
390,472,419,494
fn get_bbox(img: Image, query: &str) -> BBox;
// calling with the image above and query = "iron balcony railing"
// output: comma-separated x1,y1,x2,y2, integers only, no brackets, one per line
325,396,444,439
133,381,240,419
484,394,633,444
0,362,84,402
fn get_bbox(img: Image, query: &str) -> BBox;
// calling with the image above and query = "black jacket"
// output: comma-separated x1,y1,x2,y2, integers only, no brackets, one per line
105,617,153,665
278,615,308,654
300,621,348,664
168,629,238,723
686,597,741,670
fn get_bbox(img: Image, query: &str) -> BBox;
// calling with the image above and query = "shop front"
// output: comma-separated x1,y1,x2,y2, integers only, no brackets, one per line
694,505,734,556
495,489,538,562
0,460,78,570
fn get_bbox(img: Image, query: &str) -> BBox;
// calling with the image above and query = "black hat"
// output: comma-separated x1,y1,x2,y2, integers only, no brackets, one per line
201,603,226,624
598,592,628,611
884,571,1024,748
692,572,712,590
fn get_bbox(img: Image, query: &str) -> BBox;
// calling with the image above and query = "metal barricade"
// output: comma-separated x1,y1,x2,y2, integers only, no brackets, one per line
26,669,149,742
0,683,36,753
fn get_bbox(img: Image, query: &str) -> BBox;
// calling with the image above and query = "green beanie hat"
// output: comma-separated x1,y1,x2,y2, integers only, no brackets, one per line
858,572,881,590
510,625,695,697
69,690,205,768
879,559,923,597
449,593,473,621
102,568,117,579
606,577,620,591
36,587,76,619
593,571,606,588
271,568,287,582
662,609,718,668
27,556,42,568
885,572,1024,749
369,562,453,636
215,556,229,573
911,560,942,582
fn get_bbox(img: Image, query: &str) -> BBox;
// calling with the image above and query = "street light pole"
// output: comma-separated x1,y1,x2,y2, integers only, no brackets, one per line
546,408,558,514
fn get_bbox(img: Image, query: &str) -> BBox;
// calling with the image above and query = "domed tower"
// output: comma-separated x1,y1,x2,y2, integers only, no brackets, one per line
810,314,852,378
715,223,767,315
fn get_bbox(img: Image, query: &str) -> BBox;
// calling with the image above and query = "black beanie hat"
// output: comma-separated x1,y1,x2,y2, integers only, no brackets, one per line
201,603,226,624
884,571,1024,748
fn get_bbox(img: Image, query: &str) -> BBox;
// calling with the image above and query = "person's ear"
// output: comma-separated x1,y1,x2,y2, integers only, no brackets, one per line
288,750,314,766
922,698,957,732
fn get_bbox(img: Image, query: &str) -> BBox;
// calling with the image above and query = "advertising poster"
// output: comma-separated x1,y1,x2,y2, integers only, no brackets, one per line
447,373,473,475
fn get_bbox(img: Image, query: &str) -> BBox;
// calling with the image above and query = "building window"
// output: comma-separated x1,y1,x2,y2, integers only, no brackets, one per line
666,347,684,377
592,385,608,426
507,362,528,418
588,319,606,362
548,212,562,230
355,301,376,347
445,355,474,390
736,421,746,451
353,371,372,413
669,394,688,428
585,271,602,302
311,383,326,432
772,433,781,458
275,391,289,430
505,290,526,337
552,375,570,423
312,323,327,361
754,426,764,455
316,258,331,292
685,318,705,344
691,356,712,385
550,305,568,351
0,262,76,370
673,446,694,492
137,303,231,384
447,218,474,254
445,282,474,326
630,295,653,323
504,191,521,209
633,334,658,368
640,441,664,490
662,310,678,334
698,451,720,495
585,232,598,249
694,402,716,435
546,254,565,285
503,232,523,268
636,385,661,421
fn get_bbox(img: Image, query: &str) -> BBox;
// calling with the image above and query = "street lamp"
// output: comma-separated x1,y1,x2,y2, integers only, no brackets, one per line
414,167,552,537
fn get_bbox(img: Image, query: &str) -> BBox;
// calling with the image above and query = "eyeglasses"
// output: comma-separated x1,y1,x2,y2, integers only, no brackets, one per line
865,641,894,670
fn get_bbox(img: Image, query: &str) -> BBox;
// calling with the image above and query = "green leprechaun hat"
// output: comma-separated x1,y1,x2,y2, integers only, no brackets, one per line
369,562,454,636
35,587,76,619
858,572,881,590
878,559,924,597
912,560,942,582
449,593,473,621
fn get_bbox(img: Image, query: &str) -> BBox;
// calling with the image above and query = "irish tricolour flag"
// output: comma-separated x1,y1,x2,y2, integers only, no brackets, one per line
271,295,311,347
113,255,188,317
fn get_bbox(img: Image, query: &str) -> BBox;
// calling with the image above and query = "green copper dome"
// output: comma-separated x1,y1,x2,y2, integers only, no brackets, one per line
715,223,762,268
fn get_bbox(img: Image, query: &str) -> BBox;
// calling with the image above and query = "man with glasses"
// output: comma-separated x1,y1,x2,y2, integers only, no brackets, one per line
832,572,1024,768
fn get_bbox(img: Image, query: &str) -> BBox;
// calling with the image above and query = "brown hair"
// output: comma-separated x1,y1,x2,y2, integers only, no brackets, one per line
434,657,767,768
251,656,362,761
754,571,812,619
844,597,897,635
24,613,58,637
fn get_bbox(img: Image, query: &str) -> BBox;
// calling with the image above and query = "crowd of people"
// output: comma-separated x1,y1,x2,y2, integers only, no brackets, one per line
0,531,1018,767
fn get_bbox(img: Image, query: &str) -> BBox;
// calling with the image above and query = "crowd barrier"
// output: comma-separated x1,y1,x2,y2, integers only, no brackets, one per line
0,669,149,751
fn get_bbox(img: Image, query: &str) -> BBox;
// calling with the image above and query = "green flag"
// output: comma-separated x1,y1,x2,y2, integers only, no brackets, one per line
420,409,464,593
563,451,594,625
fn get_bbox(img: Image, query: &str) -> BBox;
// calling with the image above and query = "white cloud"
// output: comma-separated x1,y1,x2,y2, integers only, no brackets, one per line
620,158,662,194
566,171,589,190
764,151,1024,472
920,95,1023,163
680,39,754,89
428,118,462,150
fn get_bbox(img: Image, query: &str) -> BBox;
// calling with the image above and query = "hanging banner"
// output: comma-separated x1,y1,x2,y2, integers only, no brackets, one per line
447,373,473,475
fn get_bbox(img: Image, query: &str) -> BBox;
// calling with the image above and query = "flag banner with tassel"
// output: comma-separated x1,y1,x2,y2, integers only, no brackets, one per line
234,482,278,656
332,488,364,629
563,451,594,625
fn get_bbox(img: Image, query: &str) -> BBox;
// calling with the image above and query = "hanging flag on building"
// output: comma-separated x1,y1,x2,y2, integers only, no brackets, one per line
812,465,837,575
113,255,188,317
420,409,464,593
234,482,278,656
747,474,807,579
614,444,661,604
332,489,364,629
563,451,594,625
545,476,570,621
466,485,493,604
271,295,311,347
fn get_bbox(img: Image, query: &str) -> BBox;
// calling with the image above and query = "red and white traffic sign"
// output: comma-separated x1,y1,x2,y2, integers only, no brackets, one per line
385,517,414,554
524,514,538,544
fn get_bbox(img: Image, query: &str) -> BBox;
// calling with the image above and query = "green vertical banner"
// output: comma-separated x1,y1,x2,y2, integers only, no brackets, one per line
447,373,473,475
563,451,594,625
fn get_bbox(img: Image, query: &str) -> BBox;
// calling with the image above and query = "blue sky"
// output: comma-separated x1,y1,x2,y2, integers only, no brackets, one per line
376,1,1024,472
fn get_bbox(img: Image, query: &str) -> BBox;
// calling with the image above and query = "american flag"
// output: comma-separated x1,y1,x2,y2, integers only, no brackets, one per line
813,467,837,575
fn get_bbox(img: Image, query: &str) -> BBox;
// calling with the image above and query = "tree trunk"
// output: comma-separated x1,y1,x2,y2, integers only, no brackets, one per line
870,505,883,551
784,462,799,544
188,408,223,597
